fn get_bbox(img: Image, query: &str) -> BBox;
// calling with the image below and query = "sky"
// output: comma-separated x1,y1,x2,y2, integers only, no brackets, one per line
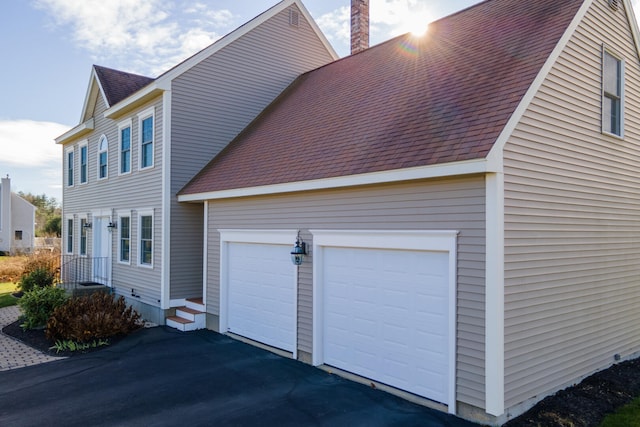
1,0,633,202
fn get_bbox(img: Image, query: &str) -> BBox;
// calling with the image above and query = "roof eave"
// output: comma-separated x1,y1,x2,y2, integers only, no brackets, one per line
103,83,165,120
55,118,94,145
178,158,492,202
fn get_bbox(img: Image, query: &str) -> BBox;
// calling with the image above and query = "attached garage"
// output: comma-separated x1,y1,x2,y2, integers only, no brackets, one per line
311,230,458,413
219,230,299,355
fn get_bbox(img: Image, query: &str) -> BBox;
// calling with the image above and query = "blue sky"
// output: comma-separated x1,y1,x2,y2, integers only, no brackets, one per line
0,0,528,201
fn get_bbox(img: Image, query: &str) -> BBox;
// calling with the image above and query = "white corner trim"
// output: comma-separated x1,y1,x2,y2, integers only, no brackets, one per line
310,229,458,414
485,173,505,416
485,0,594,167
202,201,209,308
178,158,489,202
161,92,171,309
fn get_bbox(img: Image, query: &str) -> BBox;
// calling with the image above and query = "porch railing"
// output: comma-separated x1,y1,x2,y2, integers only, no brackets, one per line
59,255,109,289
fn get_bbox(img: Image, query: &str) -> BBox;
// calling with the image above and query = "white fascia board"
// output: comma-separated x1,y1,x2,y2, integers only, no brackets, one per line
486,0,593,167
624,0,640,60
103,84,164,119
178,158,490,202
79,68,110,123
294,0,339,60
55,118,94,145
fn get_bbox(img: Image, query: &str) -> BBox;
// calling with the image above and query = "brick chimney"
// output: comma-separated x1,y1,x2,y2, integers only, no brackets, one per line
351,0,369,54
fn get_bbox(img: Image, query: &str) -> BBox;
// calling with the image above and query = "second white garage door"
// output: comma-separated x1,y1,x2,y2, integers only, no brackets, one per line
227,242,295,353
321,246,450,405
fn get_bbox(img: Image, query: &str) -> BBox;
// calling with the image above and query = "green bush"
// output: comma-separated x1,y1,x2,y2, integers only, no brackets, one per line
18,286,68,329
19,267,56,292
46,292,141,343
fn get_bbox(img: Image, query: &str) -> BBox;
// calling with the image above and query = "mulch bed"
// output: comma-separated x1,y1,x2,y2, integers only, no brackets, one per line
3,316,640,426
2,319,127,357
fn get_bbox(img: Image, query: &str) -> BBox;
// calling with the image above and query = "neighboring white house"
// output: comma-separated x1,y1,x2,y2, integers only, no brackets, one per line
0,176,36,254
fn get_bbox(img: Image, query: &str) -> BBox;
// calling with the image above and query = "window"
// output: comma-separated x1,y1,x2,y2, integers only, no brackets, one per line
80,144,88,184
119,215,130,263
138,108,154,169
603,48,623,137
67,149,74,187
119,122,131,174
66,217,74,254
98,135,108,179
79,218,87,256
139,213,153,266
14,230,22,240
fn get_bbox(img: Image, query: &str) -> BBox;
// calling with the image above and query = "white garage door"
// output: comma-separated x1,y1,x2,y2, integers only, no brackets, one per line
322,246,450,404
227,242,295,353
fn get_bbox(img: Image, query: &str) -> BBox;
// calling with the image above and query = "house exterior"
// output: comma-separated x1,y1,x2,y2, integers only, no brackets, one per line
55,0,337,323
178,0,640,424
0,176,36,254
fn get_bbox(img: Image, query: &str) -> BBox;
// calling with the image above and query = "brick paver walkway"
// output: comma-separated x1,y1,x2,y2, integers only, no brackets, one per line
0,306,65,371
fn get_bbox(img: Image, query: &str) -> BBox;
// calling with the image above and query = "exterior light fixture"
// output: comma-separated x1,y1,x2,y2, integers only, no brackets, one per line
83,222,92,229
107,221,117,231
291,233,306,266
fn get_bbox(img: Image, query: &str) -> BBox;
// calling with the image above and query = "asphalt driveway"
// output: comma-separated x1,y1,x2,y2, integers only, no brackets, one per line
0,326,478,426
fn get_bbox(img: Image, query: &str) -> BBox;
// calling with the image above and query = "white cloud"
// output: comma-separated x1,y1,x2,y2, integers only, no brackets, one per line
316,6,350,45
33,0,234,76
0,120,67,167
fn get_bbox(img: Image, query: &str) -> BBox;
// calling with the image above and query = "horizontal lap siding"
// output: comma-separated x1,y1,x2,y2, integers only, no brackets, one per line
206,176,486,408
503,1,640,409
63,95,164,307
170,4,335,299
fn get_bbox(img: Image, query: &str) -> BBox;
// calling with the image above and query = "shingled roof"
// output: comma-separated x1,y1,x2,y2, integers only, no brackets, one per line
93,65,155,106
180,0,583,197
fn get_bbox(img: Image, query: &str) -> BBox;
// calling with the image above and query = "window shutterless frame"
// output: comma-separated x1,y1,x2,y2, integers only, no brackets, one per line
137,107,155,170
602,45,624,138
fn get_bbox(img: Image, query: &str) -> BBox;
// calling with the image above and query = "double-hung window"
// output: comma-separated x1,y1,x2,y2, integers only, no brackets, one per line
119,120,132,175
80,218,87,256
98,135,108,179
138,108,154,170
66,217,74,254
66,149,74,187
603,47,624,137
138,211,153,267
119,215,130,263
80,143,88,184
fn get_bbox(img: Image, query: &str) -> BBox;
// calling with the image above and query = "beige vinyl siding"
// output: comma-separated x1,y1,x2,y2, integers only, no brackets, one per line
206,176,487,409
62,94,164,307
503,0,640,409
169,4,336,299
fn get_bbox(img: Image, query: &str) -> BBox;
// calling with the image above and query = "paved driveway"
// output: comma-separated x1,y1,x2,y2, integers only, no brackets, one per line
0,326,478,426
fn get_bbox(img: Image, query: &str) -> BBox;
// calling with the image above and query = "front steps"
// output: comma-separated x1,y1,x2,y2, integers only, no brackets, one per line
166,298,206,331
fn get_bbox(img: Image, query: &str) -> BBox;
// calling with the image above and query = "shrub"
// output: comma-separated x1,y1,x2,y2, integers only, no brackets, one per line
46,292,141,343
0,255,27,283
19,267,56,292
18,286,68,329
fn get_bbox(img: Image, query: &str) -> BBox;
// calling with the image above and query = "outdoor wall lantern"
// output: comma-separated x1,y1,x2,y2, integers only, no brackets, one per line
83,222,92,229
290,233,306,266
107,221,117,231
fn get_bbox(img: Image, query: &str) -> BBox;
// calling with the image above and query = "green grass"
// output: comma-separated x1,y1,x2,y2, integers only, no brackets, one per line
0,282,19,308
600,396,640,427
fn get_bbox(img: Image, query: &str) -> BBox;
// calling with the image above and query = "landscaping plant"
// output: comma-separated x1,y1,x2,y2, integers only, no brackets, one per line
18,251,59,292
46,292,141,343
18,267,56,293
18,286,68,329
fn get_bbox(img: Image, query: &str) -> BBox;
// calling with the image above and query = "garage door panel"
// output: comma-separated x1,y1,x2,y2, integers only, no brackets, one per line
228,242,295,353
323,246,450,405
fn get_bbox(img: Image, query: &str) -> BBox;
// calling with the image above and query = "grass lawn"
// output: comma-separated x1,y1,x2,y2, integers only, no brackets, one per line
0,281,19,308
600,396,640,426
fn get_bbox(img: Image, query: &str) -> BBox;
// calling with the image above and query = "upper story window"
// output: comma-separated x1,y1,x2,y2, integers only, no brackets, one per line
119,121,132,175
138,107,155,170
98,135,108,179
80,143,88,184
603,47,624,137
66,148,74,187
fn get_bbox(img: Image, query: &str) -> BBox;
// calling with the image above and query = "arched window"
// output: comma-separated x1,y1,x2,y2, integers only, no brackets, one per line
98,135,108,179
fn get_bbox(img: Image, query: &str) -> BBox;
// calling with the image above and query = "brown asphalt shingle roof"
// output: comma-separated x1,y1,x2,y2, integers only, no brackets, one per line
180,0,583,196
93,65,155,106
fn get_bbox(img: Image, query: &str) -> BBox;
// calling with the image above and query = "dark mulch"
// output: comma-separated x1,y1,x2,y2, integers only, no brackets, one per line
505,357,640,426
2,319,127,357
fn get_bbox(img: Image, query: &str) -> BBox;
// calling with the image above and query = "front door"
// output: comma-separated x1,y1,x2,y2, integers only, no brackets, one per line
92,216,112,285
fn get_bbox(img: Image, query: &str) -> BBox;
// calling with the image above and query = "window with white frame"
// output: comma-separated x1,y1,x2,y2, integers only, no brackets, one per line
66,217,74,254
138,211,153,267
80,143,88,184
119,214,131,263
79,218,87,256
138,108,154,169
119,120,132,175
98,135,108,179
66,148,74,187
603,47,624,137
